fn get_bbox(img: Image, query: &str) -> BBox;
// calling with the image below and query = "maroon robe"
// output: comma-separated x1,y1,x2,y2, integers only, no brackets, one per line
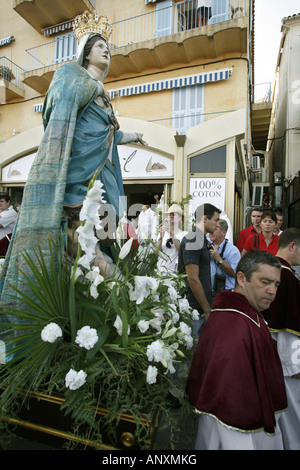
263,257,300,335
186,290,287,434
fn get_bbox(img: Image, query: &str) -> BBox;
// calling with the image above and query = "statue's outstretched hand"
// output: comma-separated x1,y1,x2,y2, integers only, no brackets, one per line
136,133,148,146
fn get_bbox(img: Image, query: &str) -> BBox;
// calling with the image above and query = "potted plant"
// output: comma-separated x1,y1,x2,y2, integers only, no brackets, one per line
0,173,198,449
0,65,15,82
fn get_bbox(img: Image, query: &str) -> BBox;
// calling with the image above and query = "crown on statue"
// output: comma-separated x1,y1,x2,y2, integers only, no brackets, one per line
73,10,112,43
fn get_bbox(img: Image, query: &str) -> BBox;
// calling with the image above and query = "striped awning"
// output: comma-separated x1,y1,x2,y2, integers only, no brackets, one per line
33,103,43,113
108,68,232,100
43,21,74,37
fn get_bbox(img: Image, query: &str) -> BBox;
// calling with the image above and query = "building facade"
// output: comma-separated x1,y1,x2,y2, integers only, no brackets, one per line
267,13,300,229
0,0,255,239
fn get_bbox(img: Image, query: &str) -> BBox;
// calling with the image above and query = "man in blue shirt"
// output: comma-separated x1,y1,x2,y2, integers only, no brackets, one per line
208,219,241,299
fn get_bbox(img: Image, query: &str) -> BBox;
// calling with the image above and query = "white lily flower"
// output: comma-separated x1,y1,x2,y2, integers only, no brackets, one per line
71,266,83,281
80,199,101,225
149,317,162,333
119,238,134,260
85,266,104,284
162,326,177,339
133,276,159,304
86,180,106,202
85,266,104,298
76,221,98,257
77,254,92,270
114,315,130,336
137,320,150,333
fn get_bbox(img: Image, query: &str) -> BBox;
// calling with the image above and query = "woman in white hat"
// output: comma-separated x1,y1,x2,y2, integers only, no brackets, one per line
156,204,187,274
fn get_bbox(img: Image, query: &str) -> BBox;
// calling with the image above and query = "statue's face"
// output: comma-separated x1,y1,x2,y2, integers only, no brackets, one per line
87,37,111,72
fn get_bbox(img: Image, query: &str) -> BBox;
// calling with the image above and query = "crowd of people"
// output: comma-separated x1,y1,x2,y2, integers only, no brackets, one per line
0,10,299,451
124,201,299,450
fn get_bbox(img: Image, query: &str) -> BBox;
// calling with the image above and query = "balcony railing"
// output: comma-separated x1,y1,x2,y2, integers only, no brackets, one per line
252,82,272,103
24,0,246,73
0,56,24,90
111,0,246,48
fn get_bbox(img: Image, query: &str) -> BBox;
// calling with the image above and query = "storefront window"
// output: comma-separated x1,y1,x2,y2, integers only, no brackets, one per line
190,145,226,173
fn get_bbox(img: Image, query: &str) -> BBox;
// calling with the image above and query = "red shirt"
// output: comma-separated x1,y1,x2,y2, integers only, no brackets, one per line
243,232,279,255
236,225,259,252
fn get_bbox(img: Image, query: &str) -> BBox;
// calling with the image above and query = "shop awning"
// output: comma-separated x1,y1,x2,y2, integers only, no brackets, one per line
108,68,232,99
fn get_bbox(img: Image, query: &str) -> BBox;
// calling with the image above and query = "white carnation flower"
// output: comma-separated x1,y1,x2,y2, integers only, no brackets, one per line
191,309,200,320
65,369,87,390
178,297,190,313
75,326,98,350
146,365,158,384
146,340,164,362
167,286,178,301
179,322,194,350
41,323,62,343
146,340,176,374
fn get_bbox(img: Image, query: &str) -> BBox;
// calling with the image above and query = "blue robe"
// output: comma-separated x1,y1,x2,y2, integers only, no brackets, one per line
0,63,124,327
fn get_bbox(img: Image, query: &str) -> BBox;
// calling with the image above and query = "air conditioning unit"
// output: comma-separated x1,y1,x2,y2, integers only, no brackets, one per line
252,186,264,206
251,155,260,169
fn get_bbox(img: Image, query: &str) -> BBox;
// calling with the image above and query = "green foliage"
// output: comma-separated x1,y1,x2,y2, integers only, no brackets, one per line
0,235,195,449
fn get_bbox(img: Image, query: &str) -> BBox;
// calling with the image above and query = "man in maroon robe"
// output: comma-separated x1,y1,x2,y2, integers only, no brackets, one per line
263,228,300,449
186,249,287,450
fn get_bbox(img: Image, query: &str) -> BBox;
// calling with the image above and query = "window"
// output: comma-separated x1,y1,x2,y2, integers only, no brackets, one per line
155,0,173,37
209,0,229,24
190,146,226,173
175,0,198,32
172,84,205,134
54,33,78,64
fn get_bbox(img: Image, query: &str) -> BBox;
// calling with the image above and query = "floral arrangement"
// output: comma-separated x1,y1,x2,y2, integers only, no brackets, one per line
0,175,198,449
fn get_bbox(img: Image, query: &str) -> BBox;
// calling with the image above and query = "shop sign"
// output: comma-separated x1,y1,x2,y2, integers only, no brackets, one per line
1,147,173,183
1,153,36,183
118,145,173,179
189,177,226,212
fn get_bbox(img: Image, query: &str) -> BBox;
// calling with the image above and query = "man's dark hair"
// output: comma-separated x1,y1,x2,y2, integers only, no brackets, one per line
0,193,10,203
278,228,300,249
194,203,221,223
235,249,281,283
